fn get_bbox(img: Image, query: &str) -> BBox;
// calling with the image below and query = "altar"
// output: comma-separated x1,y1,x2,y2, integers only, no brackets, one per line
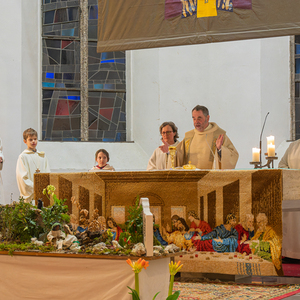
34,169,300,276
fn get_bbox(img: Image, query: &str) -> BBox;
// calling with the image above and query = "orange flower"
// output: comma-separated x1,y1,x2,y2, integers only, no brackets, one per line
126,258,149,274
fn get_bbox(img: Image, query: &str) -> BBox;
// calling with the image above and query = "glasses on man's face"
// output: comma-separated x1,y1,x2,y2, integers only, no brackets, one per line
161,131,173,135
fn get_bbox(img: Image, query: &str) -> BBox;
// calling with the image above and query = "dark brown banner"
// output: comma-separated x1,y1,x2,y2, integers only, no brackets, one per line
97,0,300,52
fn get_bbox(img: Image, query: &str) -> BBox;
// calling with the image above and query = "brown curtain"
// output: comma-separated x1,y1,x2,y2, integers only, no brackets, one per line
97,0,300,52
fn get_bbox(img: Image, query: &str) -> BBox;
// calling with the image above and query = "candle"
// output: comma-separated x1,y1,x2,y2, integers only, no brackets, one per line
267,136,275,147
252,148,260,162
267,144,275,157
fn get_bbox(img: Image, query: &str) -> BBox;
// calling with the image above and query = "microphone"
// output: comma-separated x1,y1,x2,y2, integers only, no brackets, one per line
259,112,270,163
205,134,220,169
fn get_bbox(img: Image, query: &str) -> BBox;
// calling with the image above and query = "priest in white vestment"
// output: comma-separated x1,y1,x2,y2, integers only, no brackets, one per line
160,105,239,169
279,139,300,169
147,121,180,170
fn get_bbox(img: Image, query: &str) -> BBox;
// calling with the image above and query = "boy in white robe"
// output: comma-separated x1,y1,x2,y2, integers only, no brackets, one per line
16,128,50,203
0,138,4,204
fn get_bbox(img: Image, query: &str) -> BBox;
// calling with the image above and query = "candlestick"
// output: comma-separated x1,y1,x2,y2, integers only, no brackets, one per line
267,144,275,157
252,148,260,162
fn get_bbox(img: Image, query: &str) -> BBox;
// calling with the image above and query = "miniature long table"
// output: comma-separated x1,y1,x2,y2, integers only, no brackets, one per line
34,169,300,275
0,251,174,300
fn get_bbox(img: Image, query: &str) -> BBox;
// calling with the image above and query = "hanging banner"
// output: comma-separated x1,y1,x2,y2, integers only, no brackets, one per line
97,0,300,52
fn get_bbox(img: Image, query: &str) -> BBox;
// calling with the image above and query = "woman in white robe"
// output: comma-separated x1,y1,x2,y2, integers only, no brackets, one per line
147,121,180,170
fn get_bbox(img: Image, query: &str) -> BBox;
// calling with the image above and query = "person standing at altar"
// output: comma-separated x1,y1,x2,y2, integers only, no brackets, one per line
90,149,115,171
16,128,50,203
160,105,239,169
0,138,4,204
278,139,300,169
147,121,180,170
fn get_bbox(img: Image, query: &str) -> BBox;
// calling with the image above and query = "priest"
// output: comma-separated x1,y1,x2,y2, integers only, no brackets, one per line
160,105,239,169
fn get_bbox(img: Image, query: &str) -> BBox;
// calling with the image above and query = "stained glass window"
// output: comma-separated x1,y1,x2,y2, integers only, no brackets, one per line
42,0,126,141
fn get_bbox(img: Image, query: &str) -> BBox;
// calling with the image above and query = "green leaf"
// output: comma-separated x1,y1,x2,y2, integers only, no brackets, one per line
166,291,181,300
127,286,140,300
152,291,160,300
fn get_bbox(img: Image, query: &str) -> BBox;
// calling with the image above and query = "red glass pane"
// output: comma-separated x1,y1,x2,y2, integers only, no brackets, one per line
56,100,69,116
62,40,72,49
99,108,113,120
68,100,79,114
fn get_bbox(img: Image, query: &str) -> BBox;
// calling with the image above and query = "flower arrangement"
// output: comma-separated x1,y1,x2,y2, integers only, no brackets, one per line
126,258,182,300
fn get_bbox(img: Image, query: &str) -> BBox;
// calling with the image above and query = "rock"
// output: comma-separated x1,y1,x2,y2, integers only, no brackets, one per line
93,242,108,251
112,240,123,249
131,243,146,256
164,244,180,254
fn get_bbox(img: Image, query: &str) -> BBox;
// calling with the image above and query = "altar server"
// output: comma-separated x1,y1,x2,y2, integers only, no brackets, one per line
160,105,239,169
90,149,115,171
279,139,300,169
0,138,4,204
147,121,180,170
16,128,50,203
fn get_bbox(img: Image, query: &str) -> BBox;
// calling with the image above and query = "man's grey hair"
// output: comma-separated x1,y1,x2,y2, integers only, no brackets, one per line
192,105,209,117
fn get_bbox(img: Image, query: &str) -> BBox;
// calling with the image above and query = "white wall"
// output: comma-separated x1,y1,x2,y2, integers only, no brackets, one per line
130,37,291,169
0,1,292,203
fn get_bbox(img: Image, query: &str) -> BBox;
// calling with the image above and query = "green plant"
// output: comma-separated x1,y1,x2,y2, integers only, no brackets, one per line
126,258,181,300
41,185,70,236
119,231,132,248
0,198,43,242
126,196,143,244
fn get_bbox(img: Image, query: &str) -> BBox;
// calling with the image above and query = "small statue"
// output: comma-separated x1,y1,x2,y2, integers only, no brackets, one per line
47,222,66,248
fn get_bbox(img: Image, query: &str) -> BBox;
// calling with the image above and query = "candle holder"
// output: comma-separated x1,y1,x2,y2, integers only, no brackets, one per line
250,153,278,169
168,146,177,169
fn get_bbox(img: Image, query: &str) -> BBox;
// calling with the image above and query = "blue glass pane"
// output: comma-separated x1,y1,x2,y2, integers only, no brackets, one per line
62,28,75,36
101,59,115,63
55,83,65,88
68,96,80,100
46,72,54,79
115,58,125,64
296,44,300,55
43,82,55,88
44,11,55,24
103,138,115,142
296,58,300,74
89,6,98,19
94,84,103,89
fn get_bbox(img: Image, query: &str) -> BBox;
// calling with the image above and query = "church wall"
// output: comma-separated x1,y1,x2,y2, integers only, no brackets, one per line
0,1,291,203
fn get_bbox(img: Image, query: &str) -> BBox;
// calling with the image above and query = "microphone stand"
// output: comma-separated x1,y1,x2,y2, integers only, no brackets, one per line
250,112,277,169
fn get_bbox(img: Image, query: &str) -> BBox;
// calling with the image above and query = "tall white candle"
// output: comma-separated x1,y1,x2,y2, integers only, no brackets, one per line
267,144,275,157
267,136,275,146
252,148,260,162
